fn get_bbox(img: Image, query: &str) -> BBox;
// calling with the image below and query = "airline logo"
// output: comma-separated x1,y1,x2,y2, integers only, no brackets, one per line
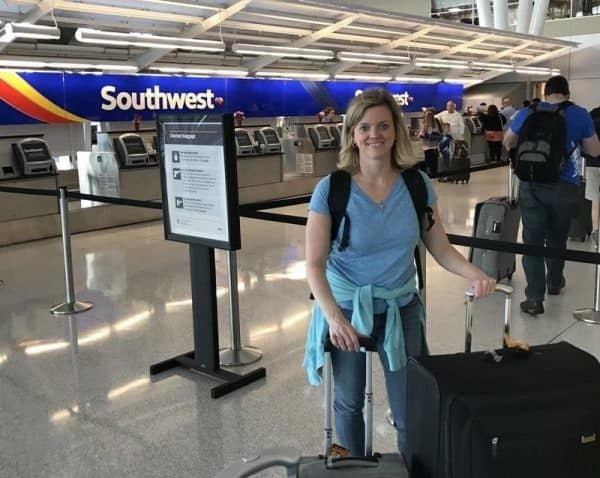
101,85,217,111
0,72,85,123
354,88,414,106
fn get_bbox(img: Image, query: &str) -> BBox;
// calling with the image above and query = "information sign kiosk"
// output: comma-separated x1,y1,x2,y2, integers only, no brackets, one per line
151,113,266,398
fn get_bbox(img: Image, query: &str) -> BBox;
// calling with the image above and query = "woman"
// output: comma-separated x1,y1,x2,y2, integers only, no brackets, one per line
480,104,506,162
303,88,495,456
418,108,441,176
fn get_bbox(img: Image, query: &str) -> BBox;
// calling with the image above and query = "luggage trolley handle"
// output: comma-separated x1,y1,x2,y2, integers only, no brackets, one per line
323,336,377,457
464,284,513,353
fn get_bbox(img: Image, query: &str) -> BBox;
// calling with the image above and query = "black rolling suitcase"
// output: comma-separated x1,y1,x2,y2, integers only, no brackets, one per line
469,168,520,280
569,179,593,241
406,285,600,478
217,337,409,477
446,140,470,184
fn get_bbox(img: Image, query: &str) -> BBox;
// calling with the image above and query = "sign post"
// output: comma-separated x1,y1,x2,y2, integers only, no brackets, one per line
150,113,266,398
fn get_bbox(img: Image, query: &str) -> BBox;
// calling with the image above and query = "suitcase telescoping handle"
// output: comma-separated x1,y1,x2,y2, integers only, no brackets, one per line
323,336,376,457
464,284,513,353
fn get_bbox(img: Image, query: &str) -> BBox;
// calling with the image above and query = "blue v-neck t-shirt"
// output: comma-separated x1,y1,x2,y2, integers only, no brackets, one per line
309,170,437,312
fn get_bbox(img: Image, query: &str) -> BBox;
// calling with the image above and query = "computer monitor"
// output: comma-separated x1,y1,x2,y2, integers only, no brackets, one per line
235,129,254,156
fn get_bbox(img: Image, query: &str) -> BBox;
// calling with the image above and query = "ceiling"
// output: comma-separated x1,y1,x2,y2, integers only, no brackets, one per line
0,0,577,85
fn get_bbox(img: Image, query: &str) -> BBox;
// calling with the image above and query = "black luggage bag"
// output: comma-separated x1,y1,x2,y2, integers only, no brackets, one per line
569,179,593,241
217,337,409,477
446,140,470,184
406,286,600,478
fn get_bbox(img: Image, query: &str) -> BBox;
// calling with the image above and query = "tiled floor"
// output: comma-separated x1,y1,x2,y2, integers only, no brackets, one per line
1,167,599,477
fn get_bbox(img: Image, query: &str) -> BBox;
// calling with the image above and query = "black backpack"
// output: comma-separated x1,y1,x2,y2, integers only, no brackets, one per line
514,101,572,183
590,106,600,137
327,168,434,290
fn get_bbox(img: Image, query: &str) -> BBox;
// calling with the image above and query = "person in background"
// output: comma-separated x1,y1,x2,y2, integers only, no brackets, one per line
476,102,488,116
480,104,506,162
503,75,600,315
322,107,336,123
435,100,465,141
500,97,516,128
418,108,442,176
304,88,495,457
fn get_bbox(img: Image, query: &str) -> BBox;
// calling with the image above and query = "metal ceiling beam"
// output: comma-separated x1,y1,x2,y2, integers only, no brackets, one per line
0,0,56,53
329,26,438,76
244,13,360,73
393,35,493,77
136,0,253,71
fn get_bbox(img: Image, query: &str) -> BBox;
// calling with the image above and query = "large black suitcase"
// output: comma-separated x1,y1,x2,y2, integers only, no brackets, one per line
217,338,409,477
569,179,593,241
406,287,600,478
446,140,470,184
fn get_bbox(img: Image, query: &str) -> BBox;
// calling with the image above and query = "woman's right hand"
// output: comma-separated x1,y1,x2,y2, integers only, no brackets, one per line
328,311,360,352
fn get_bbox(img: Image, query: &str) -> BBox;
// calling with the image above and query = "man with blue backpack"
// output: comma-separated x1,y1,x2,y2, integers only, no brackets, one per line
503,75,600,315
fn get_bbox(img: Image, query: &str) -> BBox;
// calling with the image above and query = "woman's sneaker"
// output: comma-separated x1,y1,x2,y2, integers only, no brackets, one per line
520,298,544,315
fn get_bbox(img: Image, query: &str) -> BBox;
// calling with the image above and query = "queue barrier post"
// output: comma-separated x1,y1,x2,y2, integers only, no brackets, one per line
573,184,600,324
49,187,93,315
219,250,263,366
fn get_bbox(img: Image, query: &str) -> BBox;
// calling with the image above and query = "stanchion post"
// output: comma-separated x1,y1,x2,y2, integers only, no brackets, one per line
219,250,263,366
574,192,600,324
49,187,93,316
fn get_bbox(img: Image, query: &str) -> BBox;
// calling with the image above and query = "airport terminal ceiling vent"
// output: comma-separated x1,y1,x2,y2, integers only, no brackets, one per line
0,0,575,84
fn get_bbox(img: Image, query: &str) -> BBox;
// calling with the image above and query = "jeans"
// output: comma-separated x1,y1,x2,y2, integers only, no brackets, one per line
331,295,427,456
519,181,579,300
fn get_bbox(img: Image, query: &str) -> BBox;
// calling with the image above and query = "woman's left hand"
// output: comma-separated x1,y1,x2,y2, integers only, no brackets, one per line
471,274,496,299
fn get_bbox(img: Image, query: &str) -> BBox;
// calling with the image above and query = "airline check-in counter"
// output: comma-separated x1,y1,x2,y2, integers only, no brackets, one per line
234,126,283,190
286,122,338,178
0,134,59,246
91,130,161,203
464,116,487,165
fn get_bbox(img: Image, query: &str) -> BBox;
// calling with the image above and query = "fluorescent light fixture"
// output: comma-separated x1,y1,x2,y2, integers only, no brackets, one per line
444,78,483,86
515,66,560,76
75,28,225,52
395,76,441,83
448,7,461,13
336,51,410,65
415,58,468,68
232,43,334,60
150,66,248,76
255,70,330,80
470,61,514,71
0,22,60,42
0,58,137,71
335,73,392,82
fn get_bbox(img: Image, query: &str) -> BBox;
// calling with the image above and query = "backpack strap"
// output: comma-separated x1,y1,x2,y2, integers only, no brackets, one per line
402,168,435,291
401,168,434,233
328,169,352,251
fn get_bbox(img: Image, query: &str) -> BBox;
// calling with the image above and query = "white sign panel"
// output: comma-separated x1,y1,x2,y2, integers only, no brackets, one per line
162,122,229,242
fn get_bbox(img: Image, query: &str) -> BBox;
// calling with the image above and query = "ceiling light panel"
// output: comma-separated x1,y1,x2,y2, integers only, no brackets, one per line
232,43,334,60
337,52,410,64
255,70,330,80
150,66,248,76
335,73,392,82
74,28,225,52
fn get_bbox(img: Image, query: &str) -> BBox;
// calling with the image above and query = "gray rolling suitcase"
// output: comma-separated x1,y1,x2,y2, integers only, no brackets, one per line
217,337,409,477
469,168,520,280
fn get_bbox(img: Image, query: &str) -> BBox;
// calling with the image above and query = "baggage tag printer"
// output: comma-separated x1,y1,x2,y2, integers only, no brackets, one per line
235,128,255,157
254,127,282,154
113,133,149,168
11,137,56,177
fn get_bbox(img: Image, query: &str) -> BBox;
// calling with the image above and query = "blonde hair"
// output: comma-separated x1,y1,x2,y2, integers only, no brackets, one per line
338,88,417,173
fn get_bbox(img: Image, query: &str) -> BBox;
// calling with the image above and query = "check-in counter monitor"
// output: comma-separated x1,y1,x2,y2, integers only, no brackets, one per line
254,127,282,154
329,124,342,147
12,138,56,177
308,125,334,150
113,133,149,168
235,128,254,157
465,116,487,165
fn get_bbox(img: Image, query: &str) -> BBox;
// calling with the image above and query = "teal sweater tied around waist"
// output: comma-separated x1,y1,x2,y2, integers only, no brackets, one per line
303,269,418,386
